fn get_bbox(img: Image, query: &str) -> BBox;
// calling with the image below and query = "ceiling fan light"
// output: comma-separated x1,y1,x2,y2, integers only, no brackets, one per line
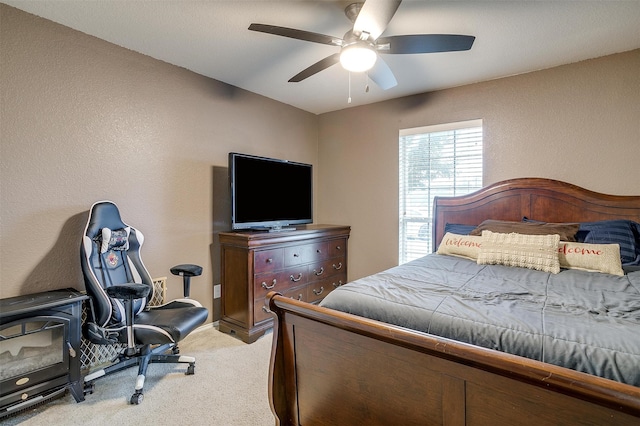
339,43,377,72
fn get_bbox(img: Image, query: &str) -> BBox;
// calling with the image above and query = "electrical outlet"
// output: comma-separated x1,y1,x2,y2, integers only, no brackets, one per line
214,284,221,299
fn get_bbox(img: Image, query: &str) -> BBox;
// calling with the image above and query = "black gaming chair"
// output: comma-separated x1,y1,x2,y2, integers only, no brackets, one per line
80,201,209,404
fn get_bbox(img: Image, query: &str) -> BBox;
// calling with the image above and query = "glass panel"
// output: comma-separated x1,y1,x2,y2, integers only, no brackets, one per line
0,323,65,381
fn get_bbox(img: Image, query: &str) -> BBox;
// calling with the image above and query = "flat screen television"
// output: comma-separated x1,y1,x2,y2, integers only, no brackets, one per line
229,152,313,231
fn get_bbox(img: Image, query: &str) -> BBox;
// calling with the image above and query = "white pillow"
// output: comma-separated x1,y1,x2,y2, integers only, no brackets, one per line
437,232,483,260
558,242,624,276
477,231,560,274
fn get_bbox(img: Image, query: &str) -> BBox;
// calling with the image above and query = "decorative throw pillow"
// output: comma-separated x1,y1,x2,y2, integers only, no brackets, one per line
470,220,580,242
437,232,483,260
523,218,640,265
579,220,640,266
558,242,624,276
477,231,561,274
100,227,130,253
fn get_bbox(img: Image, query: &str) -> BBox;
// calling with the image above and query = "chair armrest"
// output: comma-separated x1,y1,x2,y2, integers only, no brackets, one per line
170,264,202,298
105,284,150,354
105,283,150,300
170,264,202,277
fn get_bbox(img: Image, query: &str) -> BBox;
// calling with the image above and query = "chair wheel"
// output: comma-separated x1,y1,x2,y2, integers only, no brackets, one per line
83,382,95,395
186,363,195,375
130,392,144,405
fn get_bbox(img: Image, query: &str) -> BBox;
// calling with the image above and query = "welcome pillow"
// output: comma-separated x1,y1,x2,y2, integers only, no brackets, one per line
437,232,483,260
558,242,624,276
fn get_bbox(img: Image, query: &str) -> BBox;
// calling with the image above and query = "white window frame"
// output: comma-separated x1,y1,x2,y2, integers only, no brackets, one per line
399,119,483,264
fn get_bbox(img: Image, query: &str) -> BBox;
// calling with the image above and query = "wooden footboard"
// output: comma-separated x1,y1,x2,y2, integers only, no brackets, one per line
267,292,640,426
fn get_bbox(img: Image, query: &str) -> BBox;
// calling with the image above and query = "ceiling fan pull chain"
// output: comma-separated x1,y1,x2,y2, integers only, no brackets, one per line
348,72,352,104
365,72,370,93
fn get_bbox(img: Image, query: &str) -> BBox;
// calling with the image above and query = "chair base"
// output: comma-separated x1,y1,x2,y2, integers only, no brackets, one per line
83,342,195,405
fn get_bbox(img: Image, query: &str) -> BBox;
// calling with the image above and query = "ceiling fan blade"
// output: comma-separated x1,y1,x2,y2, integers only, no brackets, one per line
249,23,342,46
376,34,475,54
368,56,397,90
289,53,341,83
353,0,402,41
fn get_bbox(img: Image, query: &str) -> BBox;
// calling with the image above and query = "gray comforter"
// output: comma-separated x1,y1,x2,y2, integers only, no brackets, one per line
320,253,640,387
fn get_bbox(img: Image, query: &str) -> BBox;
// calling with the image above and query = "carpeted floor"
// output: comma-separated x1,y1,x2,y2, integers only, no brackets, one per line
2,326,275,425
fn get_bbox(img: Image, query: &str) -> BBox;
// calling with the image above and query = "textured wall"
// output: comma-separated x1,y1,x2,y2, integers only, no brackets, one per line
317,50,640,281
0,5,318,321
2,4,639,306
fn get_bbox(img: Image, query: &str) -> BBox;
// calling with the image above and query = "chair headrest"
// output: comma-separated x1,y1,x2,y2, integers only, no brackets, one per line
85,201,127,240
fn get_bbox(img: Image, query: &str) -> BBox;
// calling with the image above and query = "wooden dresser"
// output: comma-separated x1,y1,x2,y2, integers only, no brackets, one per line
218,225,350,343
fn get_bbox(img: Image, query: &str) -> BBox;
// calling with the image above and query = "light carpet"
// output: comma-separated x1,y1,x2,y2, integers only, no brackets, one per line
3,326,275,425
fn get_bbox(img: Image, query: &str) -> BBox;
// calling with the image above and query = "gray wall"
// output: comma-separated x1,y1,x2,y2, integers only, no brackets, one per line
0,5,318,322
2,4,639,319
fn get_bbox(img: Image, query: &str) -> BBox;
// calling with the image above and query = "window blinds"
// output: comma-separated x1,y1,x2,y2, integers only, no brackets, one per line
399,120,483,263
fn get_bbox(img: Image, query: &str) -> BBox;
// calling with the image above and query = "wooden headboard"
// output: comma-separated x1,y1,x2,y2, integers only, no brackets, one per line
433,177,640,250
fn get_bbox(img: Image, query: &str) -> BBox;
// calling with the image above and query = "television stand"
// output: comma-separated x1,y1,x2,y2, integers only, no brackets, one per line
219,224,350,343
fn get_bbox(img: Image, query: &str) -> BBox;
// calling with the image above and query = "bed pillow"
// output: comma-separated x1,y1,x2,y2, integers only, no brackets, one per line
477,231,561,273
558,242,624,276
437,232,483,260
470,220,580,242
524,218,640,265
523,217,591,241
579,220,640,266
444,223,477,235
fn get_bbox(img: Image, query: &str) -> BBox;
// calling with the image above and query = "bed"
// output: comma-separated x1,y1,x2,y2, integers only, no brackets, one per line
266,178,640,425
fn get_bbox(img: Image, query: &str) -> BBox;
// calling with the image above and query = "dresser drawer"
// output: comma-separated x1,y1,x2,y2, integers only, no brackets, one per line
254,286,307,324
308,257,346,282
254,266,308,299
254,248,284,273
284,241,328,266
254,299,272,324
306,271,347,303
329,238,347,258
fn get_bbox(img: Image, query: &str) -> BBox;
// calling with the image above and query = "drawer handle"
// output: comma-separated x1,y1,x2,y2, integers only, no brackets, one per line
333,280,344,288
316,249,322,254
291,293,303,301
312,286,324,296
293,253,300,257
332,262,343,270
261,279,277,290
336,246,341,251
290,273,303,282
266,258,273,264
313,267,324,276
262,305,271,313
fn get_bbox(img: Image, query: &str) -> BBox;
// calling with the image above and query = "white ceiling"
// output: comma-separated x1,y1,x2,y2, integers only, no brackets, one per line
4,0,640,115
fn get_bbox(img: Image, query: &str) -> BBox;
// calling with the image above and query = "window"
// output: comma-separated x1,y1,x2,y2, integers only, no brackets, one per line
399,120,483,264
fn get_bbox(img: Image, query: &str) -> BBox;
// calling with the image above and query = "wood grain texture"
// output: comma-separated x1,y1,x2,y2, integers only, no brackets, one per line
268,178,640,425
432,177,640,250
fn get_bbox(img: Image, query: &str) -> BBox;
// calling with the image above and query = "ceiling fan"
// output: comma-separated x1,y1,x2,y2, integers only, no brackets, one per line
248,0,475,90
